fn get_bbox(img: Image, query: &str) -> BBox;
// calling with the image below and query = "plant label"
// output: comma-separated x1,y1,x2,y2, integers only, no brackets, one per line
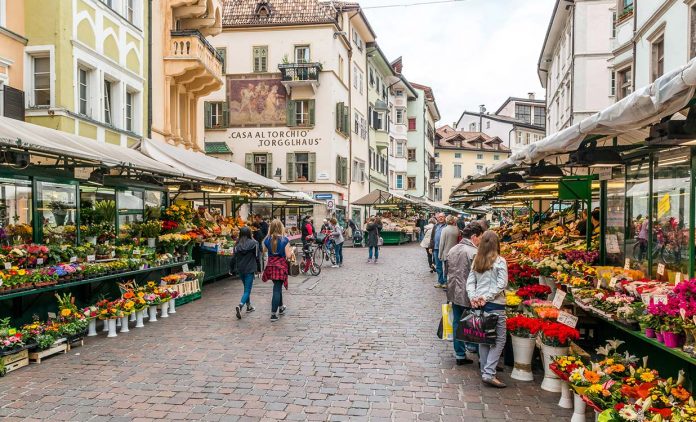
657,263,665,276
675,272,682,285
70,256,77,263
641,294,651,305
596,279,602,289
111,251,115,258
133,249,141,256
552,290,566,309
37,258,44,265
87,255,95,262
47,312,56,319
4,262,11,270
654,295,668,305
624,258,631,270
182,264,189,272
557,311,578,328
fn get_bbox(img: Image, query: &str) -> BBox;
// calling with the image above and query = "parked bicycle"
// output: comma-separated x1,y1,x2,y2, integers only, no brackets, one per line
298,244,322,276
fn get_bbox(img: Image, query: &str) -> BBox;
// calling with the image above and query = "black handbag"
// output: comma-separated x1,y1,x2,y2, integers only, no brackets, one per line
455,308,499,345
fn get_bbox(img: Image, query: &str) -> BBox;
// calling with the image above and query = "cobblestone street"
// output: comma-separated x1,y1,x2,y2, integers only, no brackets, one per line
0,244,573,421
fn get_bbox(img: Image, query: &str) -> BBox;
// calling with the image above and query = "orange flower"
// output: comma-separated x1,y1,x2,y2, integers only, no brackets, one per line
584,370,600,384
123,291,134,299
672,386,691,402
605,364,625,374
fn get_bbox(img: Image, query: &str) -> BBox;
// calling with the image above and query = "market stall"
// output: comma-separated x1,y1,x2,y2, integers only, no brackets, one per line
352,189,424,244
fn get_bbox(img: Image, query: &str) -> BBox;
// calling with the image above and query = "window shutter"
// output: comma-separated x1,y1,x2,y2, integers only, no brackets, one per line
245,153,253,170
286,153,296,182
343,106,349,135
204,102,212,129
308,100,315,126
286,100,296,126
308,152,316,182
342,157,348,185
336,156,342,184
266,153,273,178
261,47,267,72
222,102,229,127
3,86,24,121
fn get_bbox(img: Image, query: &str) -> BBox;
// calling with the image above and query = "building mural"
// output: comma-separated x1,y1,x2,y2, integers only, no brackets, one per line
227,76,287,126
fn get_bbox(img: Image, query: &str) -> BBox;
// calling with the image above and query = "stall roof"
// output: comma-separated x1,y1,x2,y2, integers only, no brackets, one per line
275,191,321,204
352,189,417,206
0,116,182,176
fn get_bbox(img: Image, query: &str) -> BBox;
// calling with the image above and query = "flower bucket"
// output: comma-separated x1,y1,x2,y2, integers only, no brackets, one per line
86,236,97,245
558,382,573,408
147,238,156,248
510,335,535,381
663,332,681,348
148,305,158,322
540,343,569,392
135,310,145,328
160,303,169,318
645,328,656,338
169,299,176,314
571,392,587,422
87,319,97,337
120,316,129,333
656,331,665,343
130,312,136,322
107,319,118,338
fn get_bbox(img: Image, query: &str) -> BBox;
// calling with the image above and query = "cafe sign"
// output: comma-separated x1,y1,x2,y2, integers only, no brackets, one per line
228,129,322,147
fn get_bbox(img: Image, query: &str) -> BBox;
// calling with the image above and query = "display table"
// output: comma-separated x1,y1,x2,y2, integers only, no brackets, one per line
380,230,412,245
193,246,234,282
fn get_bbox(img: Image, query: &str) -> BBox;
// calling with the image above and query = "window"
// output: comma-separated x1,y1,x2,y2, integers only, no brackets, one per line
476,153,483,160
205,102,228,129
454,153,461,159
360,117,367,139
395,174,404,189
476,164,484,172
434,152,439,158
453,164,462,178
610,71,616,96
617,66,632,99
125,91,133,131
352,29,363,51
494,154,500,161
434,187,442,202
294,45,310,64
354,111,359,134
33,56,50,106
469,122,476,131
396,141,405,157
651,36,664,82
395,90,403,97
369,67,375,87
37,181,77,243
515,104,531,123
103,80,112,125
407,148,416,161
612,12,617,38
78,67,88,115
486,121,490,129
336,156,348,185
691,4,696,59
216,48,226,74
126,0,134,23
358,70,363,94
100,0,112,7
286,152,315,182
352,160,365,183
407,176,416,190
622,0,633,12
245,153,271,178
396,109,404,124
286,100,315,127
336,102,349,136
407,118,416,131
534,107,545,126
353,65,357,89
253,46,267,72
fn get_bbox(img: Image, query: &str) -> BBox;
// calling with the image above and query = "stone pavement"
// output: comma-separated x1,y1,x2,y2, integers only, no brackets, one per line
0,244,575,421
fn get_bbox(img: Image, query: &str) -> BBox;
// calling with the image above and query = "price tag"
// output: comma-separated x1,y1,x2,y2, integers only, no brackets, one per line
675,272,683,285
47,312,56,319
87,255,95,262
624,258,631,270
111,251,116,258
552,290,567,309
641,293,651,305
654,295,668,305
4,262,11,270
70,256,77,263
608,277,619,289
596,279,602,289
657,263,665,276
182,264,189,272
133,249,141,256
37,258,44,265
557,311,579,328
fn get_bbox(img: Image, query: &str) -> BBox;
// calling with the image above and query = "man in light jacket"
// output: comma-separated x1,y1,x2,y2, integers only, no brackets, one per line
420,217,437,272
446,221,484,365
438,215,460,279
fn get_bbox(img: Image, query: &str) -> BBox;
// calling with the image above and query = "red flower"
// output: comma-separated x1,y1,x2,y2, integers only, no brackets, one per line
540,321,580,346
516,284,552,299
506,315,543,337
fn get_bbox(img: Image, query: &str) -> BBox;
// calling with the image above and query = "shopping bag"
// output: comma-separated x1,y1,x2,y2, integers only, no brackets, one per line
439,303,453,340
378,236,384,246
455,308,499,345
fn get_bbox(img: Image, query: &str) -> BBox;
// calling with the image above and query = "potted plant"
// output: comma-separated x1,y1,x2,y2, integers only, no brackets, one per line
48,201,70,226
539,321,580,392
506,315,542,381
141,221,161,248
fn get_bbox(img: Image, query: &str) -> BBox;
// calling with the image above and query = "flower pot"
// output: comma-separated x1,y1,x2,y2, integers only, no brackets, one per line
656,331,665,343
169,299,176,314
645,328,656,338
160,303,169,318
135,310,145,328
663,331,681,348
510,335,535,381
107,319,118,338
129,312,136,322
148,305,158,321
85,236,97,245
571,392,587,422
540,343,569,393
120,316,129,333
147,238,156,248
558,382,573,408
102,320,109,332
87,319,97,337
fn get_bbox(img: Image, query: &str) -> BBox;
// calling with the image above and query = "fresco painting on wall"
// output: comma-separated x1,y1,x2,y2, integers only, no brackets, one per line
227,76,287,126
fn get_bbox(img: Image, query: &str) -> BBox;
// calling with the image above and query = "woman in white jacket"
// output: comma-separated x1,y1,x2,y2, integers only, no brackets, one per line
419,217,437,272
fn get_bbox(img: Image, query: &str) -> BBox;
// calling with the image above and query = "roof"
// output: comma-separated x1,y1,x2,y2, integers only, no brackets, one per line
205,142,232,154
391,56,403,74
494,96,545,115
411,82,441,121
435,125,511,152
367,42,396,78
455,111,545,132
222,0,338,27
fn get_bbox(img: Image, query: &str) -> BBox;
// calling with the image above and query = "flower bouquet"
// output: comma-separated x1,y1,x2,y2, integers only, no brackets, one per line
0,318,25,356
516,284,552,300
540,321,580,347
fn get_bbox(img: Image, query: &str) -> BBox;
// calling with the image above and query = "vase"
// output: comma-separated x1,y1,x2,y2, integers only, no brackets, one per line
656,331,665,343
130,312,136,322
645,328,656,338
169,299,176,314
571,392,587,422
147,237,156,248
160,303,169,318
558,382,573,408
120,316,129,333
87,319,97,336
663,332,681,348
85,236,97,245
107,319,118,338
102,320,109,332
135,310,145,328
148,305,158,321
540,343,569,393
116,318,121,327
510,335,535,381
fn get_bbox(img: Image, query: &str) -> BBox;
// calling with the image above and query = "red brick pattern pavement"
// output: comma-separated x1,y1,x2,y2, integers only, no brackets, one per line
0,244,575,421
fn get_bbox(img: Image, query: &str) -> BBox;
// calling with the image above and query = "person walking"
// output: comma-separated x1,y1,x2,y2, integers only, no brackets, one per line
365,216,383,263
420,217,437,272
233,226,258,319
429,213,447,288
416,214,427,242
329,217,344,268
466,230,508,388
446,221,484,364
261,219,295,322
438,215,460,279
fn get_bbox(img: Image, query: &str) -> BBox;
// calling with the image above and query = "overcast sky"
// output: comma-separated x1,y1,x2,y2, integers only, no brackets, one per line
362,0,557,127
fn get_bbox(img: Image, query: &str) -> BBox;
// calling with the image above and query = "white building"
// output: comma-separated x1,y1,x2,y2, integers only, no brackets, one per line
387,58,418,196
538,0,615,135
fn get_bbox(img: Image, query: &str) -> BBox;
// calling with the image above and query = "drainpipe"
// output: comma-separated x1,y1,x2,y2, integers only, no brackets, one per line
147,0,153,138
569,3,575,126
632,0,637,92
508,126,515,150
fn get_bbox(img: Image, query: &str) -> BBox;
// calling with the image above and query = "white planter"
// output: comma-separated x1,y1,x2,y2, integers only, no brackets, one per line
116,318,121,327
540,343,569,392
571,392,587,422
135,310,145,328
87,319,97,336
160,303,169,318
102,319,109,332
169,299,176,314
86,236,97,245
510,335,535,381
120,316,130,333
130,312,136,322
558,382,573,408
148,305,158,321
147,238,156,248
107,319,118,338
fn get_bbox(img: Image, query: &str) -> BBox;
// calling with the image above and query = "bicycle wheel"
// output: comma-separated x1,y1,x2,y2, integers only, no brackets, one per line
313,246,324,267
299,258,309,274
327,247,337,265
310,262,321,276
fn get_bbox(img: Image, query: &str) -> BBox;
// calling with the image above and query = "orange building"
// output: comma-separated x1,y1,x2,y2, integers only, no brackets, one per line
0,0,27,119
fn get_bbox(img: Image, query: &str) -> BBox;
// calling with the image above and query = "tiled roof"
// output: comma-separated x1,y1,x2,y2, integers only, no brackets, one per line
223,0,338,27
205,142,232,154
435,125,510,152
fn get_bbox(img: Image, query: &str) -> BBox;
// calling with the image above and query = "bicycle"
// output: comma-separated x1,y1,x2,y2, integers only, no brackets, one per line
319,231,337,266
298,244,321,276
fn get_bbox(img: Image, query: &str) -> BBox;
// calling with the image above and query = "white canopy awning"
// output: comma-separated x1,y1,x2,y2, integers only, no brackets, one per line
488,57,696,174
276,191,321,204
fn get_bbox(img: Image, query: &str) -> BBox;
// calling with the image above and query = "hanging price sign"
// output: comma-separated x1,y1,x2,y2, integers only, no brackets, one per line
557,311,579,328
552,290,567,309
624,258,631,270
657,263,665,276
675,272,683,285
182,264,189,272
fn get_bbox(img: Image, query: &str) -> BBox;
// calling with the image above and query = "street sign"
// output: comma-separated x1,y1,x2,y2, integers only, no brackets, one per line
314,193,333,200
326,199,335,210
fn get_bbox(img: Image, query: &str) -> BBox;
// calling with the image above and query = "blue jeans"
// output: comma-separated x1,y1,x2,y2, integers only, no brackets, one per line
334,242,343,265
272,280,284,313
433,249,445,284
368,246,379,260
452,304,478,358
239,273,254,306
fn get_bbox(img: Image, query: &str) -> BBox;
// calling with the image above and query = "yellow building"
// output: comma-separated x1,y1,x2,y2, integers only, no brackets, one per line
434,125,511,204
150,0,224,151
0,0,27,119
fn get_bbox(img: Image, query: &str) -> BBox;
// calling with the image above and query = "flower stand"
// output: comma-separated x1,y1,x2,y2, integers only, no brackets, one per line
28,342,67,363
107,319,118,338
540,343,569,392
0,348,29,374
87,319,97,337
571,392,586,422
148,305,158,322
135,310,145,328
116,318,121,327
510,335,535,381
160,303,169,318
169,299,176,314
120,316,130,333
558,382,573,408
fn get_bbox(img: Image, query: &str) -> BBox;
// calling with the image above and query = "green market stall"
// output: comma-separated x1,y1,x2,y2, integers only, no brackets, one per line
352,189,423,245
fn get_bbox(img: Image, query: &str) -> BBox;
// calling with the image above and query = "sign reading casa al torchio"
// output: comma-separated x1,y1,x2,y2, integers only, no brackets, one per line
228,129,323,147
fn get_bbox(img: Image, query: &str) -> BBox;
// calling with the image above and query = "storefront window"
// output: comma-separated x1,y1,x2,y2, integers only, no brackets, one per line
652,148,690,276
118,190,144,238
80,186,116,243
144,190,164,220
0,178,33,245
625,159,650,274
605,168,626,266
37,181,78,245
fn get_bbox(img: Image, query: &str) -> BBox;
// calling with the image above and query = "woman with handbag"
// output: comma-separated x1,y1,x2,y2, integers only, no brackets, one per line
365,216,383,263
329,218,344,268
466,230,508,388
262,219,295,322
233,227,259,319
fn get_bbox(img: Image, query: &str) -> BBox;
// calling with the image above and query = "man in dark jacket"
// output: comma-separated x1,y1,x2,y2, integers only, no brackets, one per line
429,213,447,287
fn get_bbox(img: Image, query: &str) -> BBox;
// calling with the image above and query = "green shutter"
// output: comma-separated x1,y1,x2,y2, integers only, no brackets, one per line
308,152,316,182
336,155,342,184
336,102,342,133
266,153,273,178
261,47,267,72
308,100,315,126
286,153,296,182
342,157,348,185
245,153,253,170
286,100,296,127
222,102,229,127
204,102,212,129
343,106,349,135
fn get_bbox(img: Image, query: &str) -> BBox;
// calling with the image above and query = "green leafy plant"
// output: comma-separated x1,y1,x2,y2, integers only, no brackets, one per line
94,200,116,224
141,221,161,238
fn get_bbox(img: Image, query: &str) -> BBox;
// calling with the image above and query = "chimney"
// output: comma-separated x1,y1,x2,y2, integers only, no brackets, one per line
528,92,535,100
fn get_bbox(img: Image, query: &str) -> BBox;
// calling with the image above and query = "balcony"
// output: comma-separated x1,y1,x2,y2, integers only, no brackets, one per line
165,30,223,96
278,63,322,94
170,0,222,36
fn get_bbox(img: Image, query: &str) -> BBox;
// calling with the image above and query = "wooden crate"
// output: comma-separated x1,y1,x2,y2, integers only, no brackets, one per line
1,348,29,374
28,343,67,363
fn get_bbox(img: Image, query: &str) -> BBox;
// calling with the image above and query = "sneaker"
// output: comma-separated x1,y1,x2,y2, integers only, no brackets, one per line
331,264,339,268
246,306,256,313
434,283,442,288
235,305,242,320
271,314,279,322
279,306,287,315
374,260,378,264
456,358,474,365
482,377,507,388
367,259,372,263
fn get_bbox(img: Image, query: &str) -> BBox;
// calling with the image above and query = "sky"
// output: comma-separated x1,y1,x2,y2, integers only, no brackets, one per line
362,0,557,127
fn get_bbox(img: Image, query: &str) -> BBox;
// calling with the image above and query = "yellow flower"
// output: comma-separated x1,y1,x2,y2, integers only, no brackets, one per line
17,269,26,276
8,328,16,335
60,309,71,317
640,372,656,382
137,292,145,298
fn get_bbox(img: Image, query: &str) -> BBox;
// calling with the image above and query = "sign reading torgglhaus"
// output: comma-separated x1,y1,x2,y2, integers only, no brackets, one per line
228,129,322,147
